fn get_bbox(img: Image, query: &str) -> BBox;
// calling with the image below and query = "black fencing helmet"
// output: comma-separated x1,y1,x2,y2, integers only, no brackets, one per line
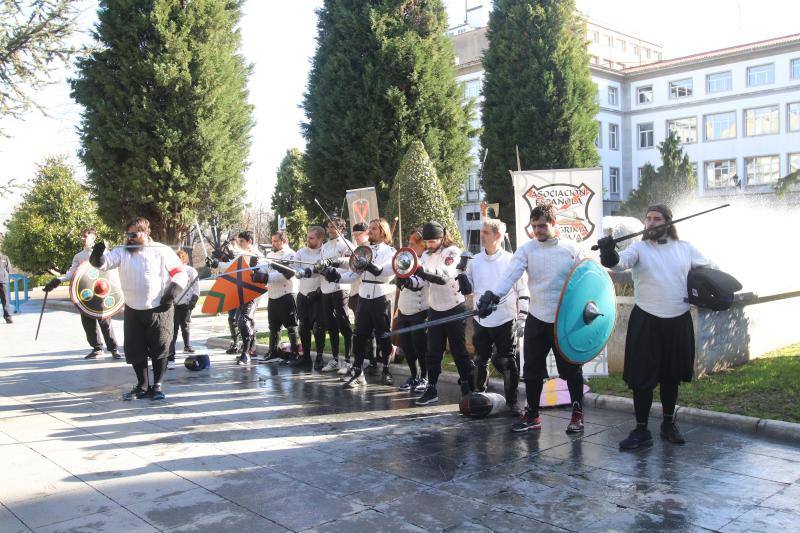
184,354,211,371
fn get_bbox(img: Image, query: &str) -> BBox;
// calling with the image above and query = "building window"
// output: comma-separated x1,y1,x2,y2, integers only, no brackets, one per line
744,105,779,136
595,121,602,148
608,86,618,105
704,111,737,141
747,64,774,86
591,30,599,43
590,55,599,64
616,38,626,51
637,85,653,104
655,51,662,61
745,155,780,185
465,211,481,221
705,160,737,189
669,78,693,98
633,44,640,56
790,153,800,173
788,102,800,132
467,167,479,192
791,58,800,80
706,71,732,93
467,230,481,253
644,48,651,60
609,123,619,150
605,35,613,47
609,167,620,194
667,117,697,144
638,122,654,149
464,79,481,99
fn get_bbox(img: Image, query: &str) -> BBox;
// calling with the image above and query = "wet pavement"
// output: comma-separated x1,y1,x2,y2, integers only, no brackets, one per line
1,304,799,532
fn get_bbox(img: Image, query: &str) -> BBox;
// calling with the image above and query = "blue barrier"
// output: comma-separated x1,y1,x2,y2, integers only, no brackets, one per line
9,274,29,313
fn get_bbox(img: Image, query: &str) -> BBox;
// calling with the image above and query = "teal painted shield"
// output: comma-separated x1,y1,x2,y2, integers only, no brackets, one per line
555,259,616,365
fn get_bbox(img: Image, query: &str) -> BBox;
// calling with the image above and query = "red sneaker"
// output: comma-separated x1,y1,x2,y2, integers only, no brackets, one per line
566,407,584,434
511,410,542,432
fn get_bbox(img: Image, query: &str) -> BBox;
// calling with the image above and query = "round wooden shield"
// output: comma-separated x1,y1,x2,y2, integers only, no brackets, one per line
69,261,125,319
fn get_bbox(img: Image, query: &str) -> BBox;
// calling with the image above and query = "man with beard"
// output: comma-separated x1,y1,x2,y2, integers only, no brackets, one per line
348,222,379,375
477,204,587,434
597,204,710,450
327,218,395,388
404,221,470,406
291,226,327,370
43,227,121,359
318,217,353,374
464,219,529,416
253,231,303,366
90,217,188,400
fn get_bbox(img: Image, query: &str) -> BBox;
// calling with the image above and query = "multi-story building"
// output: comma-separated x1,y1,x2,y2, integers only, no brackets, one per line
450,19,800,245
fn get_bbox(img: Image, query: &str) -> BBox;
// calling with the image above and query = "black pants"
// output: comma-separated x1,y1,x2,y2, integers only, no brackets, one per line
0,282,11,319
123,305,173,389
397,310,427,379
169,304,193,356
227,309,239,345
236,299,258,355
352,295,393,371
426,303,470,387
267,294,299,354
297,291,325,358
322,290,352,360
523,314,583,416
81,313,119,352
473,319,519,404
351,294,376,364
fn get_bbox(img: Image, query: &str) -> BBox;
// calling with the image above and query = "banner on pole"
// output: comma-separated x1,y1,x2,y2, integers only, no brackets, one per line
510,168,603,250
345,187,380,229
277,216,286,231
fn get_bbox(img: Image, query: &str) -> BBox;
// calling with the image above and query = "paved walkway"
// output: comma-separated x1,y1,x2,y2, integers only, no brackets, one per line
1,301,799,532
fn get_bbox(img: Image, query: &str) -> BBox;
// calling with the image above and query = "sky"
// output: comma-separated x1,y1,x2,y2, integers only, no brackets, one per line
2,0,799,226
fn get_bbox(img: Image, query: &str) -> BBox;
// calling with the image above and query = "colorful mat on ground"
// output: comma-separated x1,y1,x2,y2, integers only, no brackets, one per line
540,378,591,407
202,257,267,314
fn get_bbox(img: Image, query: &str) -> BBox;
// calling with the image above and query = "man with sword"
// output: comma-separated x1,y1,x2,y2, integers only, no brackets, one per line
89,217,188,401
476,204,588,434
597,204,712,450
464,219,529,416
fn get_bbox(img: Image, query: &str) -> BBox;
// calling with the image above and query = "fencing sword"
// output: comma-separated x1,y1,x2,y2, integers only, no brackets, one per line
194,219,210,261
313,198,357,255
590,203,730,251
34,291,48,341
381,304,496,339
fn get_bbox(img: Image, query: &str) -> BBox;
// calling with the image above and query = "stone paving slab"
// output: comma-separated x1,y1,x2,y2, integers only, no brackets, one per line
1,306,800,532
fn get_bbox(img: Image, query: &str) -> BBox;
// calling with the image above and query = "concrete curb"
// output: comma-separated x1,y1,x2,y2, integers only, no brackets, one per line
206,336,800,444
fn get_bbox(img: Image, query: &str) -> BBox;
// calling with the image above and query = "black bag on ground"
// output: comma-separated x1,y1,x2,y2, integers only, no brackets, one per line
686,267,742,311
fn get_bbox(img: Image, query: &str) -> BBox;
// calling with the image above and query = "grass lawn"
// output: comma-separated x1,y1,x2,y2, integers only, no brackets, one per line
587,343,800,423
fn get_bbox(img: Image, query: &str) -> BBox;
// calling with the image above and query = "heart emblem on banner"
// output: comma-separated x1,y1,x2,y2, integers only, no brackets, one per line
353,198,370,223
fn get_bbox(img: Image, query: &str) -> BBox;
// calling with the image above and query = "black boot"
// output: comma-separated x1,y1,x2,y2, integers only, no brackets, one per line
381,367,393,385
619,427,654,450
313,354,324,370
661,419,686,444
289,352,313,368
474,364,489,393
226,320,240,354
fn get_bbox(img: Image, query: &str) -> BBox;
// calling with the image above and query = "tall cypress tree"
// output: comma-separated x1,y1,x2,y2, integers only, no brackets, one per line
71,0,253,243
270,149,311,250
302,0,474,214
480,0,599,245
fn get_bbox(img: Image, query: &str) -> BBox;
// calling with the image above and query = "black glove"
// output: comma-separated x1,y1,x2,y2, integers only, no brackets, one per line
323,267,341,283
188,294,199,309
296,267,312,279
455,272,473,295
159,281,181,309
476,291,500,318
365,262,381,276
352,256,369,271
43,277,61,292
89,241,105,267
205,257,219,269
395,276,411,289
252,270,268,283
249,256,259,268
597,236,620,268
281,269,295,280
416,267,447,285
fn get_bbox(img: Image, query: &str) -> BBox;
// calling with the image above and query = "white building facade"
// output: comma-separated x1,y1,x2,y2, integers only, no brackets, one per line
451,26,800,245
